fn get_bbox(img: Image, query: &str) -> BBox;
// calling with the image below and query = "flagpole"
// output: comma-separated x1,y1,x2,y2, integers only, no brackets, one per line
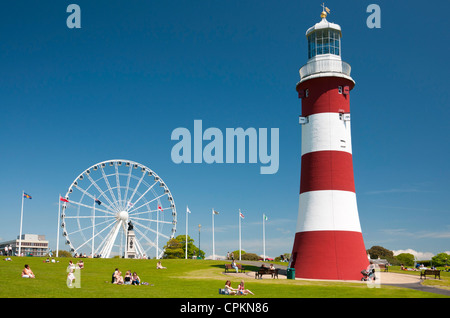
239,209,242,261
263,214,266,261
156,207,159,259
198,224,201,259
185,206,188,259
212,208,215,260
92,198,96,257
18,191,24,256
56,195,61,257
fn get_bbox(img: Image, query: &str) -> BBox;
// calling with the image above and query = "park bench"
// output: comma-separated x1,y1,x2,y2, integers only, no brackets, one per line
224,263,245,273
255,267,279,279
420,269,441,280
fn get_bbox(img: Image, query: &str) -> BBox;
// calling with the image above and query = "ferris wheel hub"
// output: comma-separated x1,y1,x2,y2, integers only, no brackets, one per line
117,210,129,221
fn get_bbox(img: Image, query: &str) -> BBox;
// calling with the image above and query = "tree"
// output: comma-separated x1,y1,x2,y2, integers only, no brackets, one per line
396,253,415,266
241,253,259,261
163,235,205,259
175,235,204,259
431,253,450,267
275,253,290,262
228,250,259,261
366,246,397,265
163,238,184,259
195,248,205,259
231,250,245,259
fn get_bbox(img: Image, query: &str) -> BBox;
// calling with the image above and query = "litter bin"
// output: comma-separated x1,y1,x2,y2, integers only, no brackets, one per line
287,268,295,279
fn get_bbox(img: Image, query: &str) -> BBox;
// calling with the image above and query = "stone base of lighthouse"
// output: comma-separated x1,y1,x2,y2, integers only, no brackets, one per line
291,231,368,280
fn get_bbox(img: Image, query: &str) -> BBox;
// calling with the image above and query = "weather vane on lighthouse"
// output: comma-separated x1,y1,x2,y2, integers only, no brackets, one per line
321,3,331,17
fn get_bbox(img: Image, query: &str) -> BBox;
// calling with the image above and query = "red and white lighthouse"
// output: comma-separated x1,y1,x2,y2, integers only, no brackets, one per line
290,10,369,280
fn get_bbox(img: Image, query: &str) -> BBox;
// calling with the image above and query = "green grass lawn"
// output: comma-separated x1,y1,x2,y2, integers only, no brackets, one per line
0,257,448,298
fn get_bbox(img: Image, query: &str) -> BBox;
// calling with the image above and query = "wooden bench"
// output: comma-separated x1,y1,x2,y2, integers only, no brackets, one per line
255,267,279,279
420,269,440,280
224,264,245,273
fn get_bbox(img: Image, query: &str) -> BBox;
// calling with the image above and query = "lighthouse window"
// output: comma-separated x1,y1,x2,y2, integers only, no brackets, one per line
308,29,340,59
316,30,324,55
307,32,316,59
322,30,330,54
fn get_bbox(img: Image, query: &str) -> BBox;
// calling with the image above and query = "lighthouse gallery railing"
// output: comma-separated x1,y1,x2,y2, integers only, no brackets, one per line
299,59,351,80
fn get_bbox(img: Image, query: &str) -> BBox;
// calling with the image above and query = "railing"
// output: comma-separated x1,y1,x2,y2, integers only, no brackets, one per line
299,59,351,80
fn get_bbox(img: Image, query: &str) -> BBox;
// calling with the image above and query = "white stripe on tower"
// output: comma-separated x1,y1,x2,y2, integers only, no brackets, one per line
301,112,352,155
296,190,361,233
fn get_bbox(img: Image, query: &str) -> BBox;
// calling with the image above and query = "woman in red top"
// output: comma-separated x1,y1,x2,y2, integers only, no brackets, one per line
237,280,253,295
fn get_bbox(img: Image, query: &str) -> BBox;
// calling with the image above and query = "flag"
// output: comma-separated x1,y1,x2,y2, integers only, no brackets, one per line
60,196,69,203
263,214,268,221
213,210,219,215
239,211,245,219
95,199,101,205
158,204,163,212
23,193,32,199
128,201,133,207
186,206,191,213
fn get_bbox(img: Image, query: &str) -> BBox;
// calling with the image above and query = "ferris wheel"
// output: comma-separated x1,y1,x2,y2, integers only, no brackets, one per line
60,159,177,258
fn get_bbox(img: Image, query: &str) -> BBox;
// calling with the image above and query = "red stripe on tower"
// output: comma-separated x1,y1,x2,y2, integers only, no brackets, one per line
299,77,354,117
291,231,368,280
290,9,369,281
300,151,355,193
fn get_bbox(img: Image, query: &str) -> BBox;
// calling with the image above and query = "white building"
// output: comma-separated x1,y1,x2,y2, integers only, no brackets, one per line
0,234,49,257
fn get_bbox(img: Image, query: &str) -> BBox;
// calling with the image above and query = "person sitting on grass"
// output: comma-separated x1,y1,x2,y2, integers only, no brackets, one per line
22,264,35,278
114,270,124,285
68,260,75,270
224,280,236,295
111,268,119,283
124,270,132,285
237,280,254,295
156,261,166,269
131,272,141,285
77,260,84,269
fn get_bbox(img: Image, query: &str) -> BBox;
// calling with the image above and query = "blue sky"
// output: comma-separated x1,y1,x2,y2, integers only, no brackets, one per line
0,0,449,260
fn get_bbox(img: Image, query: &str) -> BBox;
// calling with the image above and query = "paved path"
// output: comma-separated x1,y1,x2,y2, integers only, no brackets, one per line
380,272,450,296
228,261,450,296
